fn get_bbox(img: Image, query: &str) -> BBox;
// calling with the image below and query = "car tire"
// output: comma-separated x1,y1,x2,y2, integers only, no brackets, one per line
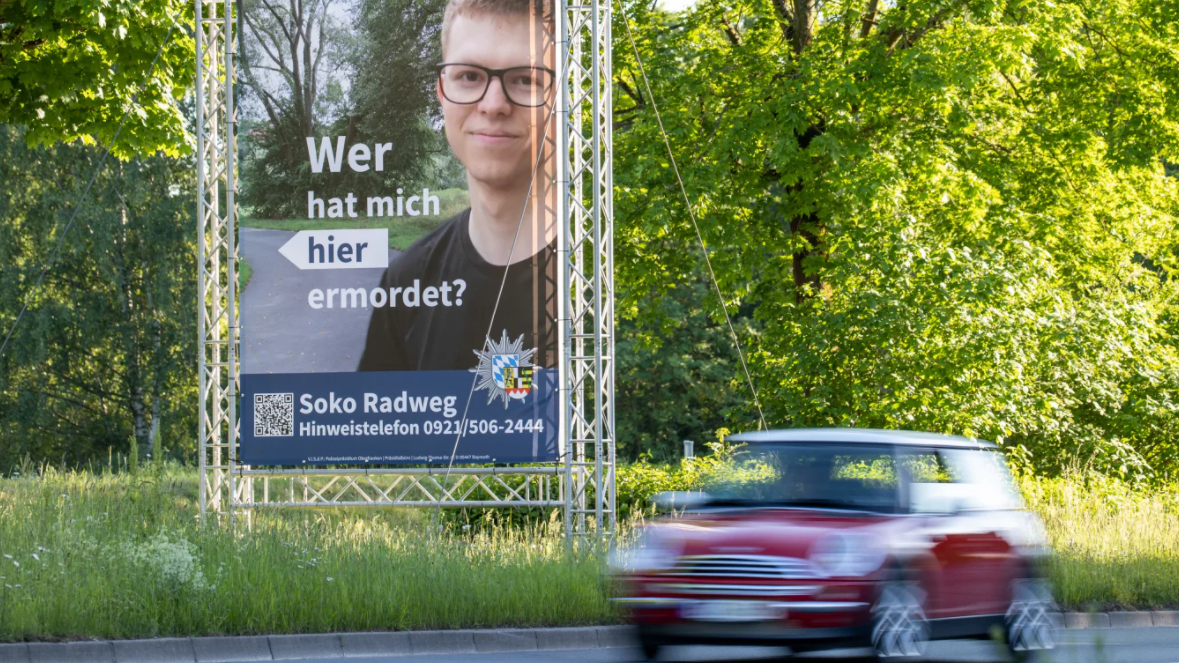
636,627,661,661
870,579,929,660
1004,578,1057,662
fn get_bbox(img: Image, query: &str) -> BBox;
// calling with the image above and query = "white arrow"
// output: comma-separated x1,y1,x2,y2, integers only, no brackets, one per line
278,229,389,270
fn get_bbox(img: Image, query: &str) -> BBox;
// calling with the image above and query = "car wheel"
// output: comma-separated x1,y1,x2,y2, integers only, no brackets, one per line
1005,578,1057,661
636,627,661,661
871,580,929,660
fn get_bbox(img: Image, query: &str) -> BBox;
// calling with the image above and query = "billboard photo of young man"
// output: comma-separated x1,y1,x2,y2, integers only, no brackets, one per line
358,0,558,375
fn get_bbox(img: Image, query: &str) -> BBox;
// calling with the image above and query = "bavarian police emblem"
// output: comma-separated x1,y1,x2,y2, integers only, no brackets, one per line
472,331,536,407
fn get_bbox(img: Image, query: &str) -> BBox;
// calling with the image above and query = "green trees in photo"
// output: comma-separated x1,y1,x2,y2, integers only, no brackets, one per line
614,0,1179,474
239,0,460,219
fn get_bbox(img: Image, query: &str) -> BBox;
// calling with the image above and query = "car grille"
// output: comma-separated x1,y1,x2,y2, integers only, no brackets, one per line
665,555,822,580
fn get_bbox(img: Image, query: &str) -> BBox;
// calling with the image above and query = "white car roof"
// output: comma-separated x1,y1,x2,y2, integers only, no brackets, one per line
726,427,998,449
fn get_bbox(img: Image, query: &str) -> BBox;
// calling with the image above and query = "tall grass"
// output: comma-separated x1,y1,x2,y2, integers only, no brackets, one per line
0,463,612,641
2,462,1177,641
1021,473,1179,610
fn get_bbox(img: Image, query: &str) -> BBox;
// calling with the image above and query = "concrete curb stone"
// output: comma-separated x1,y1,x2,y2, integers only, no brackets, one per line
28,641,115,663
407,630,475,655
535,626,599,650
595,625,635,648
0,642,32,663
1064,612,1111,629
113,638,196,663
267,635,342,660
11,615,1179,663
340,633,411,658
1152,611,1179,627
470,629,537,653
1109,611,1154,628
192,636,273,662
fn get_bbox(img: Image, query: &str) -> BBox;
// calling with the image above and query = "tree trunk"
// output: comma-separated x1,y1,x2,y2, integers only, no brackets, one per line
149,396,160,460
786,124,827,303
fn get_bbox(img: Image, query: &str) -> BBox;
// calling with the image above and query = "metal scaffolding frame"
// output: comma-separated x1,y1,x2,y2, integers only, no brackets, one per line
196,0,613,544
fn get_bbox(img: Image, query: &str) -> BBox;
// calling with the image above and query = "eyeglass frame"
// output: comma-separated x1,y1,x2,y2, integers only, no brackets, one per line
435,62,557,108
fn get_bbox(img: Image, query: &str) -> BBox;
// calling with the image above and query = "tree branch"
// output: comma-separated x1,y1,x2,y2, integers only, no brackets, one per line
859,0,879,39
720,13,743,47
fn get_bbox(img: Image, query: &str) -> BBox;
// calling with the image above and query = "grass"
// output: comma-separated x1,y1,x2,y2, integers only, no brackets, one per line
238,258,252,291
2,462,1178,641
1022,473,1179,610
241,188,470,250
0,463,612,641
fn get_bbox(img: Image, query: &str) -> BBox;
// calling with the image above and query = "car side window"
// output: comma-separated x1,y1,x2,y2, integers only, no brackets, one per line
897,449,957,514
940,448,1023,511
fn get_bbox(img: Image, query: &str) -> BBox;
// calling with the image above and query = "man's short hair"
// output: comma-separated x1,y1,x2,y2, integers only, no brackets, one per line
441,0,552,55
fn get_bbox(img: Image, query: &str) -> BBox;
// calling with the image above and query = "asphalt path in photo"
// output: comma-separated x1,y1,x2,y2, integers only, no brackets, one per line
217,627,1179,663
240,227,398,374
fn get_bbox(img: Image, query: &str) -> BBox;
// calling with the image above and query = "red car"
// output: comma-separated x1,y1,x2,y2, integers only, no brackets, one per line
611,429,1057,660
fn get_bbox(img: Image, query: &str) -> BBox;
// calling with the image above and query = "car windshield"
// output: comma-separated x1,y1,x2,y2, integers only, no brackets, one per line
704,443,900,513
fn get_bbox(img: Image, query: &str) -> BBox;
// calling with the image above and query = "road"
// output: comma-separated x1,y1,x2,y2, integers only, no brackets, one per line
223,627,1179,663
240,227,399,374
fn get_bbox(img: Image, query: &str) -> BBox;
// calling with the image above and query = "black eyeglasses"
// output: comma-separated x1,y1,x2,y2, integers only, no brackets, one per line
436,63,556,107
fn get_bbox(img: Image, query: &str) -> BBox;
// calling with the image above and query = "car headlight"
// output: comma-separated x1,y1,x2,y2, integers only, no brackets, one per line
609,526,680,573
808,532,886,577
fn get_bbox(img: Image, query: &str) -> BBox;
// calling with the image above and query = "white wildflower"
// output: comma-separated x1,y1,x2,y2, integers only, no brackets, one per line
122,532,209,591
32,554,39,562
327,577,335,582
2,555,11,560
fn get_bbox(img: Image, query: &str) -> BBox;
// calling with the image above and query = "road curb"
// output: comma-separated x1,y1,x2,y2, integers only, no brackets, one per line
5,617,1178,662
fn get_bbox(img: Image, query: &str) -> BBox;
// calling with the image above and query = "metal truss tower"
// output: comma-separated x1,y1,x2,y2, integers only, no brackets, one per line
197,0,614,545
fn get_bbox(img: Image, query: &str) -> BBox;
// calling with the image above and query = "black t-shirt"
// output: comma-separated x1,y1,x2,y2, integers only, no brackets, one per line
357,208,558,372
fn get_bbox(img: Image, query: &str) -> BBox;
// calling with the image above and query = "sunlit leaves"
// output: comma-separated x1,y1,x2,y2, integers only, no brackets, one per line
0,0,194,158
614,0,1179,475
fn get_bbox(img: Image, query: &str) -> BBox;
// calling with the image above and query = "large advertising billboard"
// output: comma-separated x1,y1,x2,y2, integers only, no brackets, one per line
238,0,560,465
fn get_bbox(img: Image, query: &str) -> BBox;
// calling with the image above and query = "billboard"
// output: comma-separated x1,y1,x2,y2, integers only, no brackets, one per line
238,0,560,465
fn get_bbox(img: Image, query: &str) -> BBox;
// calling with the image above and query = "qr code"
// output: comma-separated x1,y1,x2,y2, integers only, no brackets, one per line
254,393,294,437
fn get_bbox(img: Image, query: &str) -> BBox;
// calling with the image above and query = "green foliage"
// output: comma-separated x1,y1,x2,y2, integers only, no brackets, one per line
0,125,197,472
0,0,194,158
614,0,1179,476
239,0,458,218
615,440,777,514
616,273,755,460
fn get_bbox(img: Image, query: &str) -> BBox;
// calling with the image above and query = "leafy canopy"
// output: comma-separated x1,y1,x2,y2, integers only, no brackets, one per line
0,0,194,158
615,0,1179,475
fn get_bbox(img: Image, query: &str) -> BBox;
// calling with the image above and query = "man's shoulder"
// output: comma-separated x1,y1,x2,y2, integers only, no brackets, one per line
382,208,469,283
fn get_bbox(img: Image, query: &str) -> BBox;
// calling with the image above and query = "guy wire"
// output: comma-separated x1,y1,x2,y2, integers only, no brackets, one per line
615,0,768,430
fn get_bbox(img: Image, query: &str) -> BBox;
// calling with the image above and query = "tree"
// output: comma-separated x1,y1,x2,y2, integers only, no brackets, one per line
614,0,1179,474
0,125,197,470
239,0,453,218
617,267,755,461
0,0,194,158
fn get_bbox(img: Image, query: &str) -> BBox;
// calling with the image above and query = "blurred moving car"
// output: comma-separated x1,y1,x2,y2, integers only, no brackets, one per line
610,428,1058,660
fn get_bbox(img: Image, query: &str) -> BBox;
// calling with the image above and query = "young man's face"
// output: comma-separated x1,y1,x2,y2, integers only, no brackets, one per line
440,11,549,191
